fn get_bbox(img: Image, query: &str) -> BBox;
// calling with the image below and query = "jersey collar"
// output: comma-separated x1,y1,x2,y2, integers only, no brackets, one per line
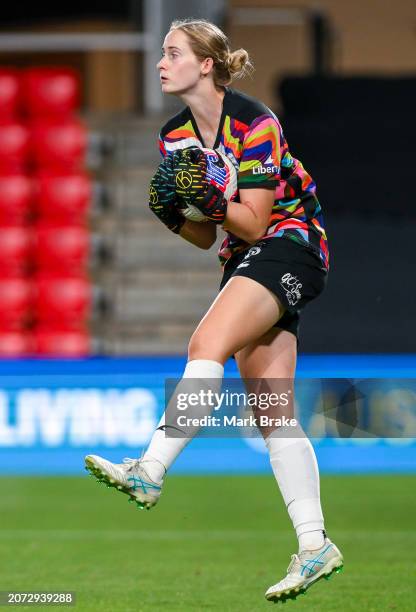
188,86,230,150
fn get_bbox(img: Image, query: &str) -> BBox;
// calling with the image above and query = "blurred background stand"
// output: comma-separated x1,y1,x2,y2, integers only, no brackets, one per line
0,0,415,355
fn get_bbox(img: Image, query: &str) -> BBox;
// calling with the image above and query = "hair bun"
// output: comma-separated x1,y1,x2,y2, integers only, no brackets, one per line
227,49,253,80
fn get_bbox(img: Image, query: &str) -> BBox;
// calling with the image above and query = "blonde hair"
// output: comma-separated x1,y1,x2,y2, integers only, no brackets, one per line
169,18,253,86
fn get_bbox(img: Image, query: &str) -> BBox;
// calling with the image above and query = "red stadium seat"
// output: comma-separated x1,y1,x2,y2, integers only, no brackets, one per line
0,331,34,357
34,172,91,223
22,67,80,119
0,122,30,172
0,174,33,224
30,119,87,170
35,224,90,273
0,226,33,275
0,277,33,328
35,275,91,326
0,70,20,120
34,328,90,356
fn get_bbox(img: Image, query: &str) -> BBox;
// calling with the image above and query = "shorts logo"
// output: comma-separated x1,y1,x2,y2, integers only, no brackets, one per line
176,170,193,190
280,272,302,306
236,246,262,269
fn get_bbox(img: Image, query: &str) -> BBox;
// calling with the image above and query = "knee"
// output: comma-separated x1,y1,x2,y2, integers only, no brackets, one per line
188,329,228,363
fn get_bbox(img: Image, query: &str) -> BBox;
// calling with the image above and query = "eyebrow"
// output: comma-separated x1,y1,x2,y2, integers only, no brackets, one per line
162,46,181,52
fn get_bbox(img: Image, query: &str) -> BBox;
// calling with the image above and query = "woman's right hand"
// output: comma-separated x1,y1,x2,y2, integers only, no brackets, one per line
149,155,185,234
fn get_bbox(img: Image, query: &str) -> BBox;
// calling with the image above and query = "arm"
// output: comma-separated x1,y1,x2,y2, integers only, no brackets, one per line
222,188,275,243
171,116,280,244
224,114,281,242
179,219,217,249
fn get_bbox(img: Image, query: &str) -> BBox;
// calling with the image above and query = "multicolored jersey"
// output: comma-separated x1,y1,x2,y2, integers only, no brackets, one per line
158,87,329,269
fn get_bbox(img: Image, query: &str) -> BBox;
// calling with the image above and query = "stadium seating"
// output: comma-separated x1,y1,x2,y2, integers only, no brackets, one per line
34,172,91,223
0,331,33,356
0,226,33,276
0,70,20,120
30,119,87,171
0,121,30,172
0,174,33,224
0,277,33,329
21,67,80,119
35,275,91,328
0,66,92,355
35,224,90,274
34,328,90,356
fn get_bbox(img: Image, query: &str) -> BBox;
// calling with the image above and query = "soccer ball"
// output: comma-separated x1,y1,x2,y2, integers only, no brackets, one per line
177,148,238,222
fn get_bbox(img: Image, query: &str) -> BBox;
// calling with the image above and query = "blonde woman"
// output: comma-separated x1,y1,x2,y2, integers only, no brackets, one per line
86,19,343,603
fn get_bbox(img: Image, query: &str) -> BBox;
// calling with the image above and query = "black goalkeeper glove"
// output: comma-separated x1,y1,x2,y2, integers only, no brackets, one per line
173,147,228,224
149,153,185,234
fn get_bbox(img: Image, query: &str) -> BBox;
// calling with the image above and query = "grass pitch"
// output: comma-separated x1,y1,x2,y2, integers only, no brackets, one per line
1,474,415,611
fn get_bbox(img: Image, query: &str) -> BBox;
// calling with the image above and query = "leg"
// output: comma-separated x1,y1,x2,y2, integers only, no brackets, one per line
236,326,297,379
235,329,343,602
85,277,287,508
143,276,286,479
188,275,285,363
235,328,326,552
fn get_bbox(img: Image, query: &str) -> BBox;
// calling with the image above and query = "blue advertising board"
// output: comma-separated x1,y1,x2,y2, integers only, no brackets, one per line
0,355,415,475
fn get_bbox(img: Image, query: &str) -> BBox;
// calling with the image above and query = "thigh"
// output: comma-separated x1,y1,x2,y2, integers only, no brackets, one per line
188,276,285,363
236,326,297,378
235,327,297,437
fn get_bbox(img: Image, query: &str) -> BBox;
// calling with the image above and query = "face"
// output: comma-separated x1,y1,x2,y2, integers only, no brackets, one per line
157,29,211,96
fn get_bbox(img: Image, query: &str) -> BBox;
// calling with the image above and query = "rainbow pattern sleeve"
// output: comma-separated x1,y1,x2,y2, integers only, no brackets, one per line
158,134,167,158
237,115,281,190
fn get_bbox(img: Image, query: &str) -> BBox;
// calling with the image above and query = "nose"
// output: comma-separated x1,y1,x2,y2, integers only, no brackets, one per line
157,56,167,70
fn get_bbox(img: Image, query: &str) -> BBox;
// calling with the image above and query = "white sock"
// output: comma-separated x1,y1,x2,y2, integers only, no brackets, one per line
142,359,224,481
265,423,325,552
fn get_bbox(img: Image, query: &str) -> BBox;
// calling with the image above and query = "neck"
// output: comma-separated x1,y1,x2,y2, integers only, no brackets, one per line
180,82,225,131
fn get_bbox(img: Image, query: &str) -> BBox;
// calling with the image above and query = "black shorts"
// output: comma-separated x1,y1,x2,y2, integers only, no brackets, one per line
219,237,327,339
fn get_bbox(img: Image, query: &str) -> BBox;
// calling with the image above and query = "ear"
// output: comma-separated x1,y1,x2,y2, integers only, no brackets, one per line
200,57,214,76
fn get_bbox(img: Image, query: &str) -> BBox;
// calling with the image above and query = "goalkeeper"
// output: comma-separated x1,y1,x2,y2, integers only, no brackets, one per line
86,18,343,604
